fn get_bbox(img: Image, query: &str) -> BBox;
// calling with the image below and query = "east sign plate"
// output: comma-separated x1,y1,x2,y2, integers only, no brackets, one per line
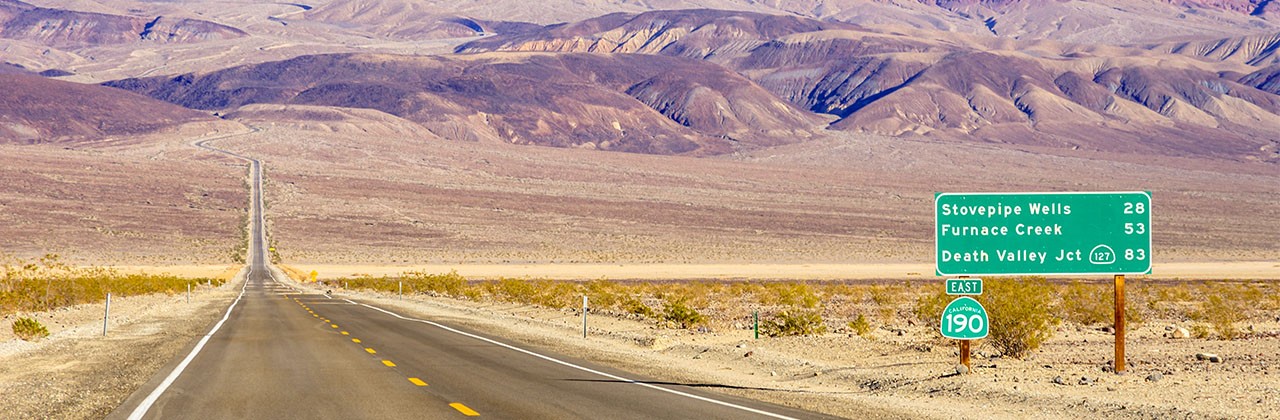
935,192,1152,276
946,278,982,296
940,297,988,340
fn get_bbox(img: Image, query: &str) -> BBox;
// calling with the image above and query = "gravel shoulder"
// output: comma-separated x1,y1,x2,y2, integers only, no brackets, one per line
0,269,245,419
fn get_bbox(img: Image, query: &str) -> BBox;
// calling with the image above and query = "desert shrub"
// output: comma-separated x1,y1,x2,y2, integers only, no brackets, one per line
869,284,902,322
12,317,49,341
730,282,764,301
1191,323,1211,339
1141,282,1197,320
760,283,821,308
1194,286,1246,340
662,297,705,329
982,277,1058,359
822,284,867,307
1268,283,1280,311
763,309,827,337
848,314,872,337
584,279,622,311
623,296,656,318
492,278,539,304
913,288,950,326
330,275,396,294
1054,281,1116,325
0,254,221,316
531,280,579,309
402,270,467,297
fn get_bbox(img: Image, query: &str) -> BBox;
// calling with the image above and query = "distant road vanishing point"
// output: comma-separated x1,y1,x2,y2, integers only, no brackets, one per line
107,132,836,420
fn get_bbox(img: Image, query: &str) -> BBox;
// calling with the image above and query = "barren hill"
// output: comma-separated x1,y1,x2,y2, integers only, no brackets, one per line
106,52,824,155
0,0,244,47
0,73,212,143
299,0,540,40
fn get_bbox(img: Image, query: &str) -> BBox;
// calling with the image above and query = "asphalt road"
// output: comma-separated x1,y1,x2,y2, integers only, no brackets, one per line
108,136,838,419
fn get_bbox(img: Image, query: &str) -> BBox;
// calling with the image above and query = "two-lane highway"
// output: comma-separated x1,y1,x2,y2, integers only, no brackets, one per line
110,135,835,419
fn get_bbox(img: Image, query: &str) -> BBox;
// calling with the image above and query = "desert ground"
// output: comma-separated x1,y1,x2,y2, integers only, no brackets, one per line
6,122,1277,271
220,125,1278,268
0,123,248,266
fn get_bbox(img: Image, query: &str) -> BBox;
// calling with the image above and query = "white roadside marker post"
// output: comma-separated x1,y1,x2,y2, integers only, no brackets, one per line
103,293,111,336
582,295,589,338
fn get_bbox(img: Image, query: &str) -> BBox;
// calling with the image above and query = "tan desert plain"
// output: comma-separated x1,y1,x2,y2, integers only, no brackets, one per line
2,0,1280,418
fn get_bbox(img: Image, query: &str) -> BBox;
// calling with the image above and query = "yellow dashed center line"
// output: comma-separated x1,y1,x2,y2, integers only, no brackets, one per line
352,338,362,344
450,403,480,416
382,360,396,367
365,348,377,354
408,377,427,386
331,324,339,329
341,331,350,336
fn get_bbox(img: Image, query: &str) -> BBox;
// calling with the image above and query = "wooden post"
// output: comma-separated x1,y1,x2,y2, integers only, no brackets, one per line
1114,274,1126,374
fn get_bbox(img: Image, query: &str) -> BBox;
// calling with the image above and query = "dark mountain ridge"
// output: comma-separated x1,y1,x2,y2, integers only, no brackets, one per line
106,52,825,155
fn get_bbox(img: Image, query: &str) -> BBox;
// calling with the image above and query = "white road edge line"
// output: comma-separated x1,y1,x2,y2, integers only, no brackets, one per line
354,302,801,420
127,268,251,420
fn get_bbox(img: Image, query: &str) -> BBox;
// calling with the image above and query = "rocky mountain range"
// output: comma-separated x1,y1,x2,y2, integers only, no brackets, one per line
1,0,1278,162
457,9,1280,160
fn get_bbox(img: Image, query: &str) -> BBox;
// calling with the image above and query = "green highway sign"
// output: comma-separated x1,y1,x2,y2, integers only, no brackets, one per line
940,297,988,340
935,192,1152,276
946,278,983,295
